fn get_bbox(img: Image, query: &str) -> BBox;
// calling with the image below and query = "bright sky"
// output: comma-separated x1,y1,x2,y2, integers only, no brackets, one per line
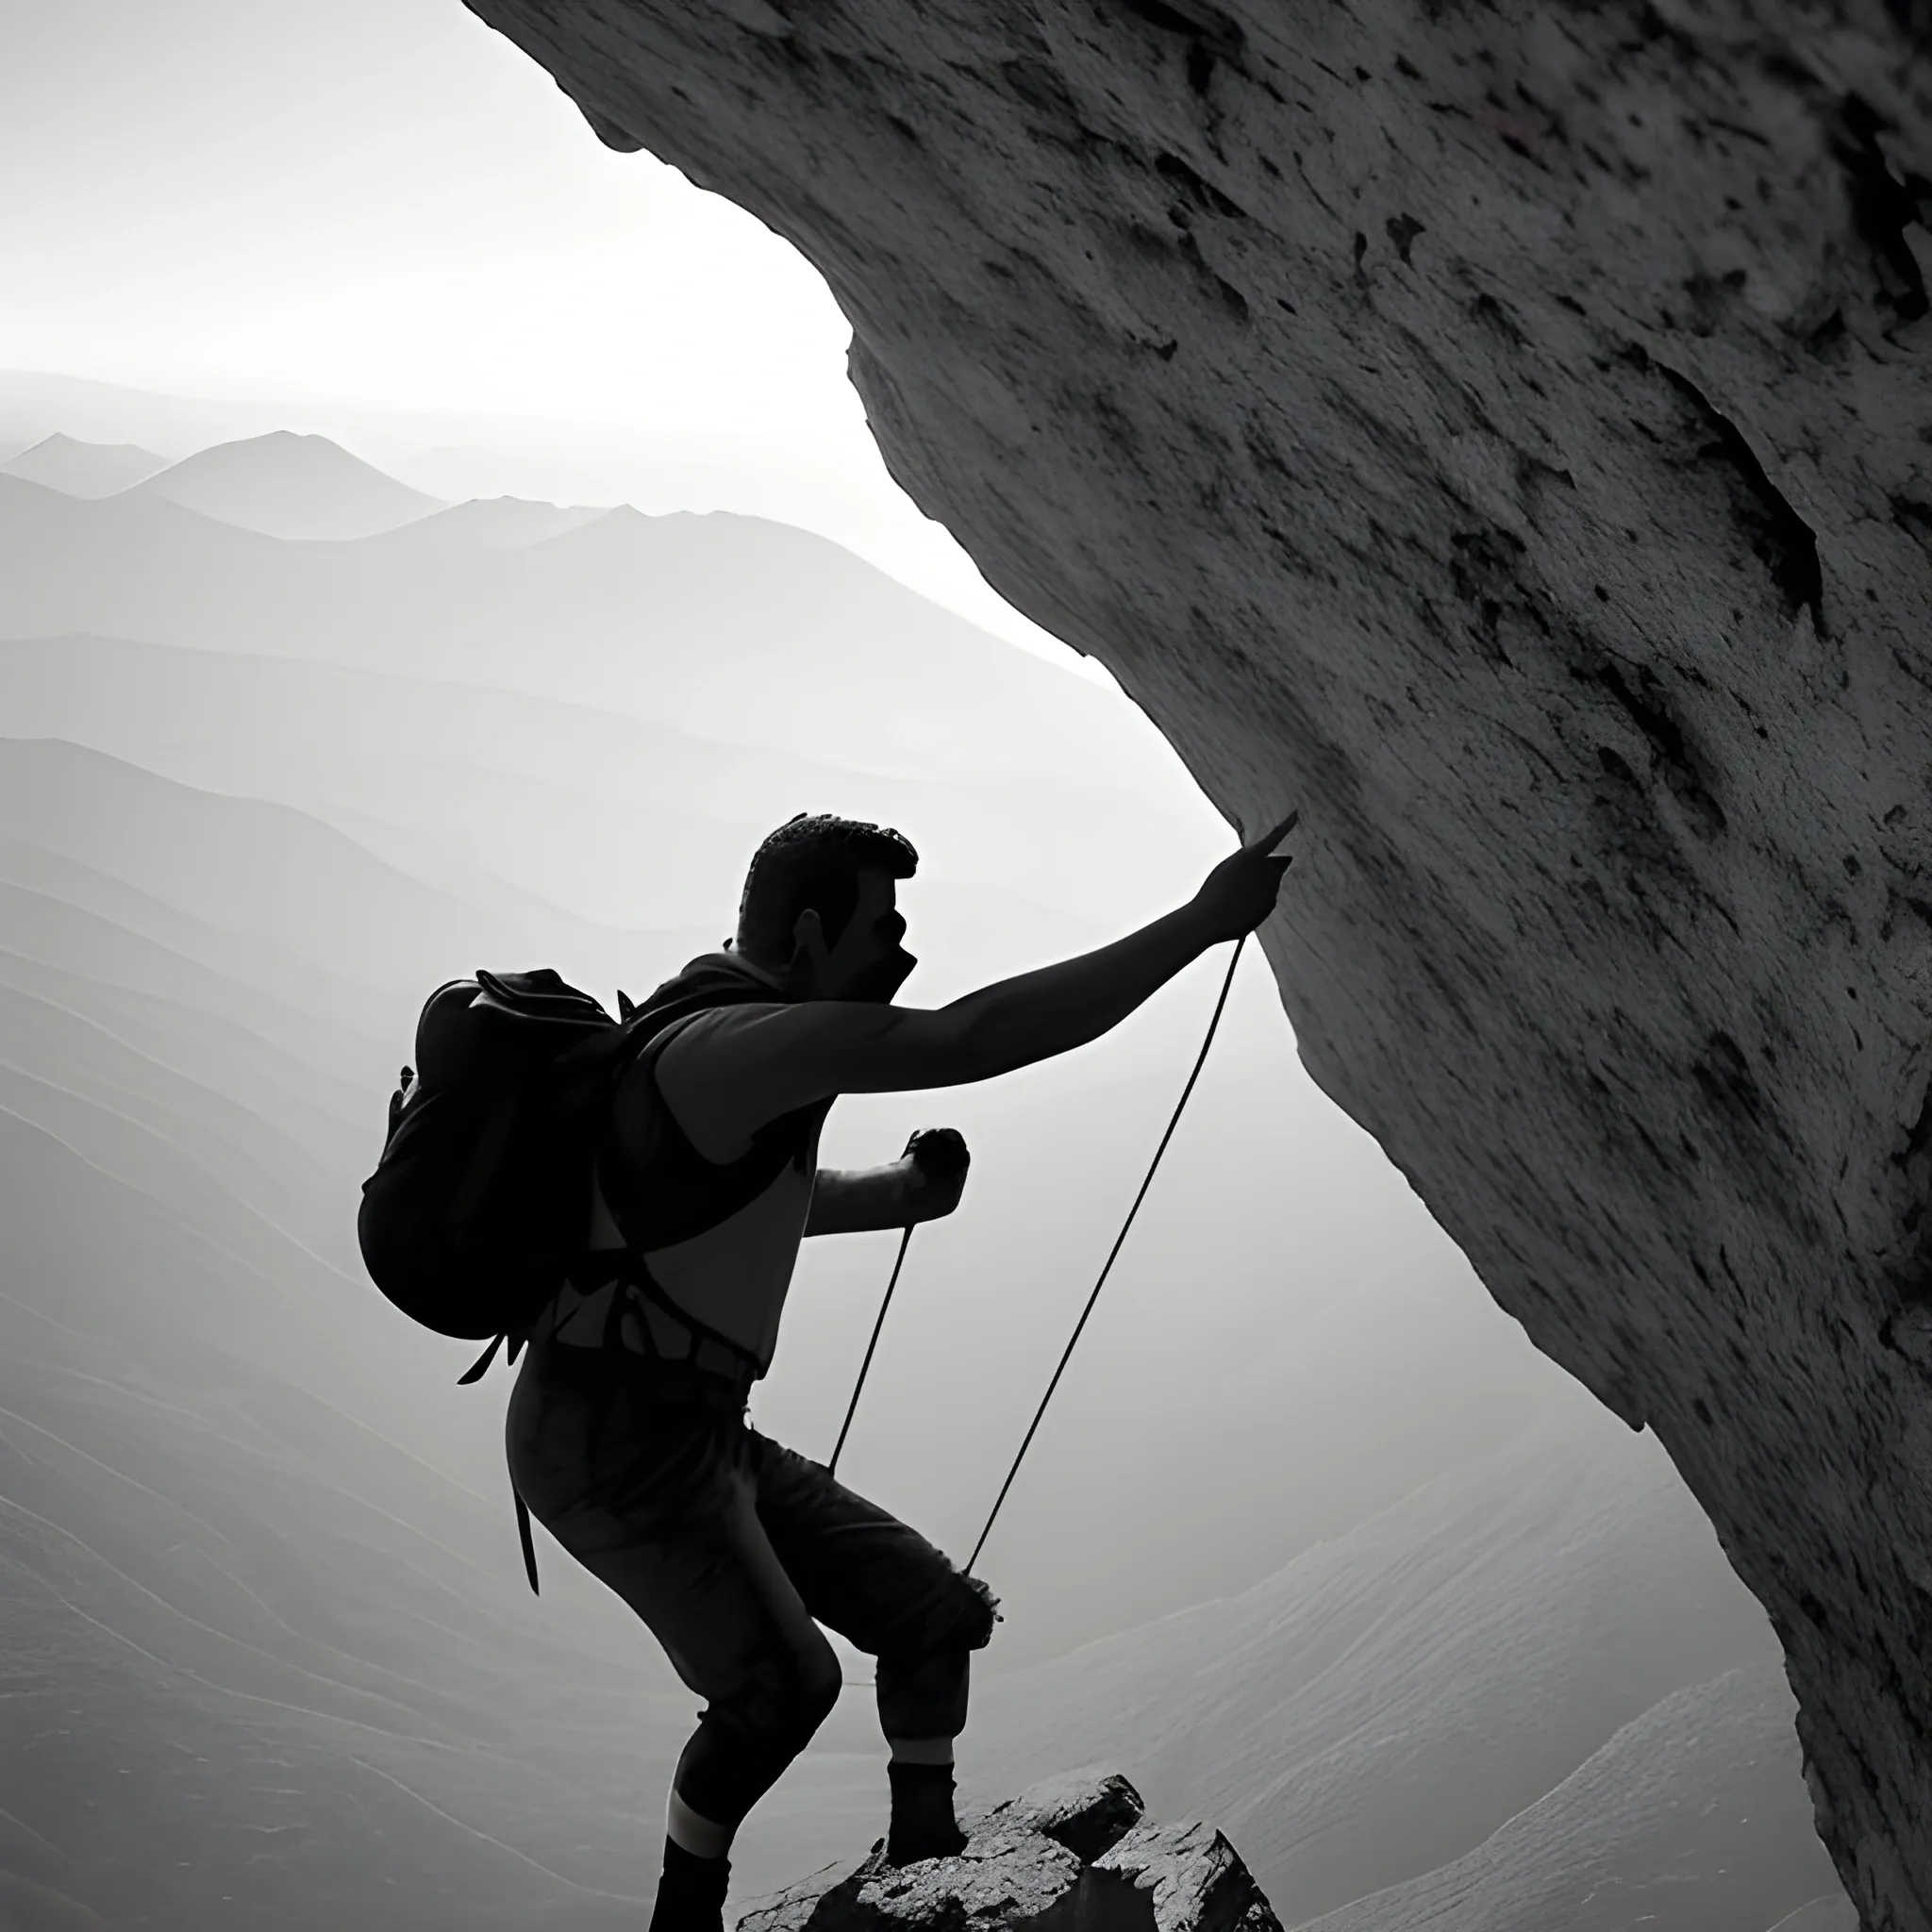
0,0,1078,662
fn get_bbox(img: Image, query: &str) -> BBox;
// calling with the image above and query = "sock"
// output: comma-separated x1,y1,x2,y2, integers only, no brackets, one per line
649,1835,731,1932
887,1760,967,1866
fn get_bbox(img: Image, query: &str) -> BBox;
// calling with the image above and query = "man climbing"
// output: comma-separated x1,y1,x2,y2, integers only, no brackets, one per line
504,806,1299,1932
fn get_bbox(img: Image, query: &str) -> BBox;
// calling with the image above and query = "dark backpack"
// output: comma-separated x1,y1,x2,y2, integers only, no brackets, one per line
358,968,634,1356
357,961,816,1592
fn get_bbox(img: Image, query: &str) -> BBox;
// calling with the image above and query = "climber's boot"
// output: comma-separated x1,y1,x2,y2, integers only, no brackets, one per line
887,1760,968,1865
649,1838,732,1932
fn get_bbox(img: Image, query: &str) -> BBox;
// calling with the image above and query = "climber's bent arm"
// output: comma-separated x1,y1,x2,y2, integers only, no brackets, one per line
807,1164,928,1236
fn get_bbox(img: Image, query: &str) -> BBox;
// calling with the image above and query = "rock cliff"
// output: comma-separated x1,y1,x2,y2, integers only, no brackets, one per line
741,1771,1278,1932
456,2,1932,1924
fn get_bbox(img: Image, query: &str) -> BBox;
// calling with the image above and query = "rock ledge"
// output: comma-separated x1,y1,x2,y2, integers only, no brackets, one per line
740,1771,1280,1932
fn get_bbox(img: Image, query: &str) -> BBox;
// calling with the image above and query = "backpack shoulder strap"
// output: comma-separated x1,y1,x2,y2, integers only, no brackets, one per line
598,1004,827,1254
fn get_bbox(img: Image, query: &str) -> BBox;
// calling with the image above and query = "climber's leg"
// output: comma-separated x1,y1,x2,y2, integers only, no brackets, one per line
747,1430,999,1862
507,1348,842,1926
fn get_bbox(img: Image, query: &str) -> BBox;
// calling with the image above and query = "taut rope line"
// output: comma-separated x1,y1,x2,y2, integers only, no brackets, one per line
964,934,1247,1572
828,1223,915,1477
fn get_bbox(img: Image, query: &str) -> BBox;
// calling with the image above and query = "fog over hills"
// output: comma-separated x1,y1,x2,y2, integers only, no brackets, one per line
1297,1660,1845,1932
0,431,168,497
0,409,1847,1927
389,444,626,509
0,632,1171,944
136,429,449,540
952,1399,1794,1920
0,470,1172,788
388,495,611,549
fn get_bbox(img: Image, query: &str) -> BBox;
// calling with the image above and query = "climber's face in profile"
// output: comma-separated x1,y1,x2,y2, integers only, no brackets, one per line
789,867,916,1004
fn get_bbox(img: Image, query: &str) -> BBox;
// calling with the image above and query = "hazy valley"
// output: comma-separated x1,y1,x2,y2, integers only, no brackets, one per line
0,393,1846,1928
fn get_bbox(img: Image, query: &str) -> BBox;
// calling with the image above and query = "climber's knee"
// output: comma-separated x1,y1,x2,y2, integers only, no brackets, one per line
957,1572,1000,1652
907,1569,999,1659
789,1644,843,1741
927,1568,1004,1661
675,1635,842,1828
739,1625,841,1754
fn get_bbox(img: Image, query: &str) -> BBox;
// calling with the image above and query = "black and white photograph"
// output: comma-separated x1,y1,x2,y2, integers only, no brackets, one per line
2,5,1928,1930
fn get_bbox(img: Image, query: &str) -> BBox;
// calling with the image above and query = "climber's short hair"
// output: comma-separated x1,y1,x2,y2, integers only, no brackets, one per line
736,813,919,966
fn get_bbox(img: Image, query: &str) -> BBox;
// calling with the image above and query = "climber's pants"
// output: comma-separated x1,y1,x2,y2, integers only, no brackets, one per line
506,1339,999,1828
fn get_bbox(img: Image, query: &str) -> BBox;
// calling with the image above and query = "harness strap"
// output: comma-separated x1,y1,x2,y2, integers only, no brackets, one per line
514,1488,540,1594
458,1333,504,1384
485,1249,761,1597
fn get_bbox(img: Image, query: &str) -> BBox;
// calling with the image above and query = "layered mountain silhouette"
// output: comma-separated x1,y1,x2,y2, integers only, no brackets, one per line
136,429,448,540
1,430,169,497
383,494,609,549
388,442,624,508
0,631,1162,945
949,1399,1822,1924
0,473,1174,786
1295,1662,1849,1932
0,405,1848,1929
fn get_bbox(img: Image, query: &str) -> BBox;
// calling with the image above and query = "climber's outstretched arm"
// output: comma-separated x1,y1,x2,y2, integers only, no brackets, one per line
656,812,1298,1153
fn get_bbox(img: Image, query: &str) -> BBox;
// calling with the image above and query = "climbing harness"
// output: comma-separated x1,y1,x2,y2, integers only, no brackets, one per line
826,936,1248,1571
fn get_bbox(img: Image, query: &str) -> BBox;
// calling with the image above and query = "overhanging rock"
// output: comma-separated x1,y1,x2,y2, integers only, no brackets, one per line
457,3,1932,1924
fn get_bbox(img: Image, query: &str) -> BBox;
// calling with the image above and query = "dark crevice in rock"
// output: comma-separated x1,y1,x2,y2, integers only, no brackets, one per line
1887,0,1932,49
1890,1075,1932,1314
1630,2,1708,65
1893,496,1932,558
1113,0,1244,85
1154,152,1246,219
1003,58,1078,120
1907,1081,1932,1166
1640,351,1826,634
1468,288,1528,347
1579,658,1728,841
1829,93,1932,325
1803,306,1850,359
1446,525,1534,666
1684,265,1750,339
1385,211,1425,263
1691,1029,1797,1164
1175,230,1250,319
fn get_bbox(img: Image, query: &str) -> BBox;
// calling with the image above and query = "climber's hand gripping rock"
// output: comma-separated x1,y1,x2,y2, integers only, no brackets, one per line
1187,808,1300,945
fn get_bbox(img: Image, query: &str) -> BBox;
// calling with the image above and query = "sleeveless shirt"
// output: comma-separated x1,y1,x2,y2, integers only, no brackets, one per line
545,959,828,1374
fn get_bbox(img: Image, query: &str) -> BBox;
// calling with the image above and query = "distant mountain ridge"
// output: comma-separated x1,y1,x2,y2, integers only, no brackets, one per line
1,431,169,498
136,429,448,540
0,471,1188,791
378,494,608,549
0,631,1191,941
0,735,696,1007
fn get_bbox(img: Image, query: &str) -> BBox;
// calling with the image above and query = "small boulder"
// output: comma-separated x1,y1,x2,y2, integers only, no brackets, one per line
1095,1821,1280,1932
971,1767,1147,1864
735,1771,1281,1932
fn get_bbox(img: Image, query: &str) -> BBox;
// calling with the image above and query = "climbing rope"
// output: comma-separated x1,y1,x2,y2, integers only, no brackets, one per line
826,936,1247,1567
964,934,1245,1570
828,1222,914,1477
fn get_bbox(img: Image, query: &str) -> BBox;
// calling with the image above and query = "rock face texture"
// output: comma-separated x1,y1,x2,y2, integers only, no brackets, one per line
740,1771,1279,1932
458,2,1932,1924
